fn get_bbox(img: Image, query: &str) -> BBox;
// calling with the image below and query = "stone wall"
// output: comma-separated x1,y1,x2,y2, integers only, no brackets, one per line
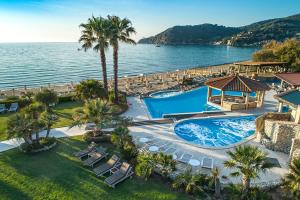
290,139,300,162
264,119,300,153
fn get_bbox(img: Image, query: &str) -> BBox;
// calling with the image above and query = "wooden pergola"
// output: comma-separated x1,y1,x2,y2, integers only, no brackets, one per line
205,74,270,110
234,61,287,74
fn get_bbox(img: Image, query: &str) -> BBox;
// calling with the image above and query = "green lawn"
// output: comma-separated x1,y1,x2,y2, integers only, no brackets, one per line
0,101,83,141
0,136,189,200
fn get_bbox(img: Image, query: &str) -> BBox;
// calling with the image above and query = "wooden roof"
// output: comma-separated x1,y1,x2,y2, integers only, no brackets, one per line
234,61,287,66
205,74,270,92
275,73,300,87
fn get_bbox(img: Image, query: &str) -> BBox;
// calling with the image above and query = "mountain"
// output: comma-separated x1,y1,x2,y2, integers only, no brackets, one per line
138,14,300,47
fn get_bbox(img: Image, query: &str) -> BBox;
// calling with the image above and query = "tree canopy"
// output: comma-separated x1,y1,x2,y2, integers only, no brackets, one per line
252,38,300,72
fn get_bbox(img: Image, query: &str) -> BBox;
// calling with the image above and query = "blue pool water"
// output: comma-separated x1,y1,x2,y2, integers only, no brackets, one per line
150,90,183,98
174,115,256,148
144,86,255,118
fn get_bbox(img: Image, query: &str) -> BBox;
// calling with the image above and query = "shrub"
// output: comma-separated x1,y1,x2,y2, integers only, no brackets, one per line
108,91,127,104
39,137,56,146
58,94,76,103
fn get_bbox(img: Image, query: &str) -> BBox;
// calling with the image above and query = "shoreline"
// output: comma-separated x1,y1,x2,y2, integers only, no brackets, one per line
0,60,253,97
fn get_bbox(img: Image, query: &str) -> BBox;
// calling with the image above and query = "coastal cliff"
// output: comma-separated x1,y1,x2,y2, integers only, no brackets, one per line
139,13,300,47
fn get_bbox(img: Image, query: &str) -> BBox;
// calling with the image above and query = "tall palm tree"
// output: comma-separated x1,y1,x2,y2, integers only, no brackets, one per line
283,157,300,199
224,145,274,194
107,15,136,103
79,16,110,94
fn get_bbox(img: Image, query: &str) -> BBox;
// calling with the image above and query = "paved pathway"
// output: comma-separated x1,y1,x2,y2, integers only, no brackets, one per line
0,126,87,153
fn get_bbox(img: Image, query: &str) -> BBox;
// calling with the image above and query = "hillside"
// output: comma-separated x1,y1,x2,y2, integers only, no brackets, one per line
139,13,300,47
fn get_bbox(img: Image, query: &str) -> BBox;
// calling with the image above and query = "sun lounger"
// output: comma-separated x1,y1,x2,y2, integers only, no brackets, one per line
104,162,134,188
0,104,6,113
8,103,18,112
178,153,193,164
93,155,120,177
201,157,214,169
164,147,176,155
73,144,96,158
82,151,108,168
174,151,184,160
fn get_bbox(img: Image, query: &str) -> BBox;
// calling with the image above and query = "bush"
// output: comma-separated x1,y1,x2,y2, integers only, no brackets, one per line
108,91,127,104
0,97,32,109
83,131,112,143
58,94,77,103
39,137,56,146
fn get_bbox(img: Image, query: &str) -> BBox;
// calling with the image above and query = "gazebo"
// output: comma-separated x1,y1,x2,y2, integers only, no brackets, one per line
275,73,300,89
234,61,287,74
274,89,300,124
205,74,270,110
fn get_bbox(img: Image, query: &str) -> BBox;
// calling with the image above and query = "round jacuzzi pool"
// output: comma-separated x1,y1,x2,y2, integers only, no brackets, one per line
149,90,183,98
174,115,256,148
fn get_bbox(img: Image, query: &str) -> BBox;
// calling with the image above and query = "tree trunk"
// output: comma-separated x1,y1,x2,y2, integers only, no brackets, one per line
24,136,33,144
35,132,39,143
215,177,221,198
242,175,250,194
46,125,51,138
113,45,119,104
100,48,108,95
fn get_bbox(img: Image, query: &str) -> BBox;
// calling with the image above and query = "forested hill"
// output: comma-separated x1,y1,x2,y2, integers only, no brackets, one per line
138,13,300,47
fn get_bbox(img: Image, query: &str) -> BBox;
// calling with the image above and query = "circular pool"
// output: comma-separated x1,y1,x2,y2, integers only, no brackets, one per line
149,90,183,98
174,115,256,148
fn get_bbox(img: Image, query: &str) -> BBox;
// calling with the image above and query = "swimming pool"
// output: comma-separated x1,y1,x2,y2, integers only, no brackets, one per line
150,90,183,98
174,115,256,148
144,86,255,118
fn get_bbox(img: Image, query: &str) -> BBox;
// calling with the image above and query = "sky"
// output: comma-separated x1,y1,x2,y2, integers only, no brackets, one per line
0,0,299,43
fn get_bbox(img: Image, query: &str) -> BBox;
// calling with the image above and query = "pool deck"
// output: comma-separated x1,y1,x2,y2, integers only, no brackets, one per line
125,89,289,186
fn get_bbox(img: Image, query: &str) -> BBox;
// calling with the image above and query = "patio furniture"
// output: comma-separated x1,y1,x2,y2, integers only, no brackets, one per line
93,155,121,177
82,151,108,168
201,157,214,169
164,147,176,155
73,146,95,159
0,104,6,113
8,103,18,112
189,159,201,167
178,153,192,164
104,162,134,188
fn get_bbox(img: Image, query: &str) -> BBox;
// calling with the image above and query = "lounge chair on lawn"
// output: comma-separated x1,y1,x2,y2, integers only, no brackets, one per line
8,103,18,112
104,162,134,188
178,153,193,164
201,157,214,169
73,144,96,159
82,151,108,168
93,155,120,177
0,104,6,113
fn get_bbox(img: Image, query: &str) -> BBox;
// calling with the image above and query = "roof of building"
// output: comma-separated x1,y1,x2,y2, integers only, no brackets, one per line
275,73,300,87
234,61,287,66
205,74,270,92
274,89,300,107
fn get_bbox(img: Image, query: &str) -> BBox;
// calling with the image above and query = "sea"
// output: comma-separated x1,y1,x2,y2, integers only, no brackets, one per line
0,43,257,89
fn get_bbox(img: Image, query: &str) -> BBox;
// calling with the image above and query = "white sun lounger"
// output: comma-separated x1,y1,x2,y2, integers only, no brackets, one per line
8,103,18,112
0,104,6,113
201,157,214,169
178,153,193,164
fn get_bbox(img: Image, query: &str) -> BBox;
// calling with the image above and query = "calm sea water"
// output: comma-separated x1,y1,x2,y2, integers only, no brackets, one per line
0,43,257,89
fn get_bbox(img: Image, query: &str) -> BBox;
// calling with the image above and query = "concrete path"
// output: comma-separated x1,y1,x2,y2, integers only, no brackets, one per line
0,126,87,153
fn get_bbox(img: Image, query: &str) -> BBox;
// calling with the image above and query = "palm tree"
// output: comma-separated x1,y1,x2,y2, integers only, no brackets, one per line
155,152,176,177
75,79,106,101
79,16,110,94
71,100,113,135
135,152,156,180
41,110,58,138
283,157,300,199
107,15,136,103
224,145,274,194
111,126,131,149
172,168,208,195
211,167,221,198
35,89,58,112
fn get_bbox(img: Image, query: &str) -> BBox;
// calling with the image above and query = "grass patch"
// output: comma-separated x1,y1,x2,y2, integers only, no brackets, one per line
0,136,188,200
